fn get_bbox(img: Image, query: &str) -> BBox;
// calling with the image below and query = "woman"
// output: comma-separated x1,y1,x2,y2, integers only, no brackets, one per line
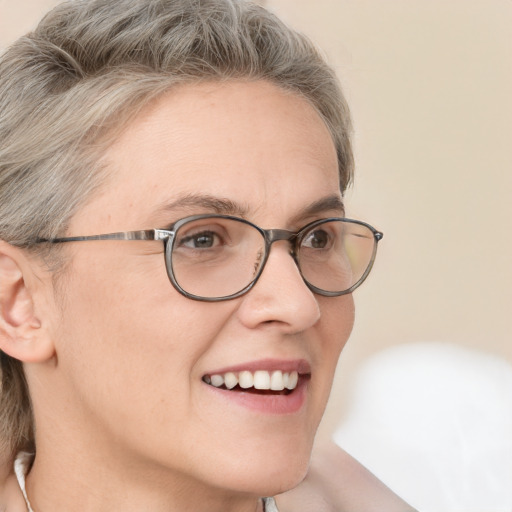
0,0,414,510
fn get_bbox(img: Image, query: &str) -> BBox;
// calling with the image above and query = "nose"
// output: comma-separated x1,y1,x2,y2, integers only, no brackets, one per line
236,241,321,332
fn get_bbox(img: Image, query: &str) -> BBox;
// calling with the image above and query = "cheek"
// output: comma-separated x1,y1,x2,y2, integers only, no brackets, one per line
312,295,355,402
49,255,244,475
320,294,355,359
52,251,235,413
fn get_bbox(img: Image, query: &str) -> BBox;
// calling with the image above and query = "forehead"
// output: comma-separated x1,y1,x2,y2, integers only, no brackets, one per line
71,80,341,232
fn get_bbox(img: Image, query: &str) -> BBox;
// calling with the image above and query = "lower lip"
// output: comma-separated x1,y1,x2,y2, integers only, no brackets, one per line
203,377,309,415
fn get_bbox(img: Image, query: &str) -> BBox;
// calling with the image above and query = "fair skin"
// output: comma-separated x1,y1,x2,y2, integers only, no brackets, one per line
0,80,354,511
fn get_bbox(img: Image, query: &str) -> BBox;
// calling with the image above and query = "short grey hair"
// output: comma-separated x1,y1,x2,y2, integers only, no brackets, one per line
0,0,353,460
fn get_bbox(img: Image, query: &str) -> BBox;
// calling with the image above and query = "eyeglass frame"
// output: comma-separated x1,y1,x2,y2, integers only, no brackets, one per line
36,214,383,302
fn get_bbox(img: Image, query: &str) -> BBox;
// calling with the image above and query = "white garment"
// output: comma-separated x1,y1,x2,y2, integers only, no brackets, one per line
14,452,279,512
14,452,35,512
263,497,280,511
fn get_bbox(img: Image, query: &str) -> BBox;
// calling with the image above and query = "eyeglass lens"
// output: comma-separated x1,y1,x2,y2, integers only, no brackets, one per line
168,217,377,299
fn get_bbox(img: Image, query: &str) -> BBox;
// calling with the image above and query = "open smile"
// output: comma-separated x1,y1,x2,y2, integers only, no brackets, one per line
202,370,300,394
201,360,311,413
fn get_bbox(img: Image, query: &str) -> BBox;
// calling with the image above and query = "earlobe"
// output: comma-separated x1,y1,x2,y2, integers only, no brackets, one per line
0,243,54,363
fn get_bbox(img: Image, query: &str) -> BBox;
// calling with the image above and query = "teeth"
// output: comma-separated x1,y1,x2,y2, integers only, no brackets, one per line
270,370,285,391
210,374,224,388
224,372,238,389
204,370,300,391
239,371,253,389
253,370,271,390
287,371,299,390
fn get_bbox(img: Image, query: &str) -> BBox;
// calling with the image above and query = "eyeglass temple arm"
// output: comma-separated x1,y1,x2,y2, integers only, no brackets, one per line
35,229,172,244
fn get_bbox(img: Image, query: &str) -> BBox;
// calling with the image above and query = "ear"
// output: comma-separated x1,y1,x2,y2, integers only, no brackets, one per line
0,241,55,363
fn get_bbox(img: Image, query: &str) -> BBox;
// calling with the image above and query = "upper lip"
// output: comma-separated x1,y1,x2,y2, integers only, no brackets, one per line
203,358,311,376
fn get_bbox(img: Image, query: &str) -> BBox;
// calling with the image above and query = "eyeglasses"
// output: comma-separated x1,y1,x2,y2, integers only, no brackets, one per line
36,214,383,302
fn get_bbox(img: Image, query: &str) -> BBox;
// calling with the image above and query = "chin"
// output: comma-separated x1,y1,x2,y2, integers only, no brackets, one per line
211,438,313,498
255,461,310,497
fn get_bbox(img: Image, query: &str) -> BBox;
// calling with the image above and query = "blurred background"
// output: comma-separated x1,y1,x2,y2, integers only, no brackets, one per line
2,1,511,510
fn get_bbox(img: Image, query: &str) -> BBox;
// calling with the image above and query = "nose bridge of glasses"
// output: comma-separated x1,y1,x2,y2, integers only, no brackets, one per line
264,228,298,254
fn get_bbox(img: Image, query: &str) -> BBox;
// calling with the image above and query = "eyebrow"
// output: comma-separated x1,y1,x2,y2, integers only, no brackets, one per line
153,193,344,224
155,194,250,218
292,195,345,223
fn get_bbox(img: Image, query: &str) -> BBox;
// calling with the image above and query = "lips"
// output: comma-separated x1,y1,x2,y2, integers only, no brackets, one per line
202,360,310,414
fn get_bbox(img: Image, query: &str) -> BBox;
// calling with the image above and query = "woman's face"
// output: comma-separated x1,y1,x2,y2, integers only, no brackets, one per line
45,81,354,497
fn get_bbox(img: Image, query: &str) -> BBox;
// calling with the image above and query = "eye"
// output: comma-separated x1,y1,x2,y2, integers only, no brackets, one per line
178,230,223,249
302,228,331,249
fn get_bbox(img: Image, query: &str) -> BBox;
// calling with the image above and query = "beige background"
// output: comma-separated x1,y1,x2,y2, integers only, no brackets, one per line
1,1,511,439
